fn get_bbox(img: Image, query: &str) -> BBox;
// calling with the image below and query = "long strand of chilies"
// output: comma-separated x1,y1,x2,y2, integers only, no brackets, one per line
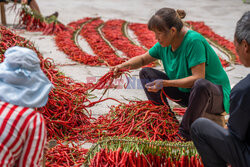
85,137,204,167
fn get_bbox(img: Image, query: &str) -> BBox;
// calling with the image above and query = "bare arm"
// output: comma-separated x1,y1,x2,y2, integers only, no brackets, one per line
146,63,205,92
164,63,205,88
112,51,157,74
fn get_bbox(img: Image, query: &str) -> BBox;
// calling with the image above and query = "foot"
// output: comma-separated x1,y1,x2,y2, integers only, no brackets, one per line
45,11,59,19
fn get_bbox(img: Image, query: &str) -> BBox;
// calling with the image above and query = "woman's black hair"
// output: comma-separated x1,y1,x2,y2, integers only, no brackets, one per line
148,8,186,33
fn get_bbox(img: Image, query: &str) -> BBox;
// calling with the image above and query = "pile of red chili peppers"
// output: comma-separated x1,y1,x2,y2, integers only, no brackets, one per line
84,101,184,143
45,141,88,167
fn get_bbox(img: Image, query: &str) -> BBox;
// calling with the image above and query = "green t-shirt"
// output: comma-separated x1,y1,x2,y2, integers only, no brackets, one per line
149,30,231,113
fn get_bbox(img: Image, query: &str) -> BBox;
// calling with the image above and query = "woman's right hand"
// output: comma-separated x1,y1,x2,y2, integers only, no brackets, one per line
110,51,154,78
110,65,123,78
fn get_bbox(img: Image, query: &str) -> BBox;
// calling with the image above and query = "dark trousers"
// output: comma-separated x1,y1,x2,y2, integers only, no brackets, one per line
139,67,225,140
190,118,249,167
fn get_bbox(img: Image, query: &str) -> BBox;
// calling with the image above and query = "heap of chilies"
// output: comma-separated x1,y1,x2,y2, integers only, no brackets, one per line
45,141,88,167
84,100,184,143
43,64,130,140
19,6,67,35
85,137,203,167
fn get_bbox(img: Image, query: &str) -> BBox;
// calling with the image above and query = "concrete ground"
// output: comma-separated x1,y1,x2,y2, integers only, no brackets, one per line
3,0,250,148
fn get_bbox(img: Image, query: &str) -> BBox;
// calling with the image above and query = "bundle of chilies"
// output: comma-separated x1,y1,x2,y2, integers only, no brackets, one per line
102,20,147,58
101,20,157,67
55,18,103,66
85,137,204,167
128,23,157,49
45,141,88,167
19,5,67,35
80,17,126,66
84,100,184,143
90,68,129,91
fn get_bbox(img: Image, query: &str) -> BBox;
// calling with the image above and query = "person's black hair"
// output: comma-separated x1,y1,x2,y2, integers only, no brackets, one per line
148,8,186,33
235,11,250,44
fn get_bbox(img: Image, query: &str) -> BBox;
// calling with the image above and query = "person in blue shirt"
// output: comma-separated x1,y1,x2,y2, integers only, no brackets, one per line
190,11,250,167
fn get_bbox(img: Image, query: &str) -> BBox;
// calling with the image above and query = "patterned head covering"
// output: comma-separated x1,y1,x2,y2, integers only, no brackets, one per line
0,46,53,108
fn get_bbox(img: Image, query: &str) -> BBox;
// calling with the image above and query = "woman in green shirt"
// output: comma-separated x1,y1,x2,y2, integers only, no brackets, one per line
112,7,231,141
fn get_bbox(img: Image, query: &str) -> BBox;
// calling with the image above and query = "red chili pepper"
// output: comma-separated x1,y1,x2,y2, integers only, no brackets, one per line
128,150,136,167
116,147,122,166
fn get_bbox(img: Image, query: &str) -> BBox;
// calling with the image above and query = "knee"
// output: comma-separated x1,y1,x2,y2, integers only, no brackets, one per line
139,67,153,79
192,79,211,92
190,118,210,137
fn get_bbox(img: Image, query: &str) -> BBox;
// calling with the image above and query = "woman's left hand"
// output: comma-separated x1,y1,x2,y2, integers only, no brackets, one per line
21,0,28,4
145,79,165,92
